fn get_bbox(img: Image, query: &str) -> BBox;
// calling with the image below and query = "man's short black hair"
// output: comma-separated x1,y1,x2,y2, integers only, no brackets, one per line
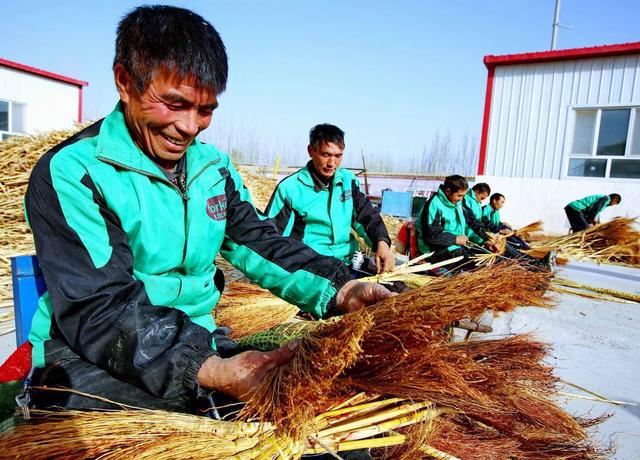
490,192,505,203
610,193,622,204
114,5,228,94
309,124,345,149
442,175,469,193
472,182,491,195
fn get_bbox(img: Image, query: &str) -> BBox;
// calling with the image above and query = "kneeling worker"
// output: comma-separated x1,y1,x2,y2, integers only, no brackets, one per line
265,124,394,273
564,194,621,233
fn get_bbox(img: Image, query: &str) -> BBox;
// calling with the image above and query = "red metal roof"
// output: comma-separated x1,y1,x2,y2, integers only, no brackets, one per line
0,57,88,87
484,41,640,68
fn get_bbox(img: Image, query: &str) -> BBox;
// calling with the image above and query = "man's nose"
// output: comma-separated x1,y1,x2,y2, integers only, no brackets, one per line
175,110,200,137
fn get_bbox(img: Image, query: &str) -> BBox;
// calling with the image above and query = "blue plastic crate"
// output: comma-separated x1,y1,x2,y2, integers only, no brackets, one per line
380,191,413,218
11,255,46,346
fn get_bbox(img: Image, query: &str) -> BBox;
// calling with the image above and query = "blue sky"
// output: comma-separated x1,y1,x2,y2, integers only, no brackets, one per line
2,1,639,169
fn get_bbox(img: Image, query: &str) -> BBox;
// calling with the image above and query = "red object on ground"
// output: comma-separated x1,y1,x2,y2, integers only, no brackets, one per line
397,221,420,260
0,342,32,383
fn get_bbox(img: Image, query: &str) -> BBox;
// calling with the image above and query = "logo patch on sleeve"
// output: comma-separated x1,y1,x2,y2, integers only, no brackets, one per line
206,195,227,221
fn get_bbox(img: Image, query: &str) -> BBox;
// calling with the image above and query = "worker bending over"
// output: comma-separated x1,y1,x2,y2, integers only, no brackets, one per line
564,194,621,233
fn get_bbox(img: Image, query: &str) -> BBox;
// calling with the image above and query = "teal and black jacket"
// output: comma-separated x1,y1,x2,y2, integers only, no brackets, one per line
264,162,390,263
462,190,490,244
24,103,350,402
482,205,504,233
416,186,467,255
567,195,610,222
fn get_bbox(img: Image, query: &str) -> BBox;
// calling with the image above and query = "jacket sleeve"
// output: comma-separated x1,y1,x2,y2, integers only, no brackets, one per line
481,207,501,233
25,151,215,402
220,161,350,319
264,183,295,236
419,201,457,249
462,200,489,242
585,196,609,222
350,178,391,250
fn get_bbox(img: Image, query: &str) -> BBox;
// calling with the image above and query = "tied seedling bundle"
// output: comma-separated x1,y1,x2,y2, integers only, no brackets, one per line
239,263,606,458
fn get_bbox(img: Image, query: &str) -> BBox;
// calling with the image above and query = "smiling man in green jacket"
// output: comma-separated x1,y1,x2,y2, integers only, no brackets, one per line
264,124,394,273
24,5,391,414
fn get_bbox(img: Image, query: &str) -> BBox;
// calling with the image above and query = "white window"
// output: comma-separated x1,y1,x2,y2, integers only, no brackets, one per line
568,107,640,179
0,99,27,140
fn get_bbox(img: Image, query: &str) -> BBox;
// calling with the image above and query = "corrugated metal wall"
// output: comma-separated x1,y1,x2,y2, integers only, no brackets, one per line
485,54,640,179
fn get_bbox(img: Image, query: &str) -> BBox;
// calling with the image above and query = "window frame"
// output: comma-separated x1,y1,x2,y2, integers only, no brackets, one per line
0,98,27,140
565,104,640,181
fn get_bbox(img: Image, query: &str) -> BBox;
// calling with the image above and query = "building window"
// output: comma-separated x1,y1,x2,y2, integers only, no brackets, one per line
568,107,640,179
0,99,27,140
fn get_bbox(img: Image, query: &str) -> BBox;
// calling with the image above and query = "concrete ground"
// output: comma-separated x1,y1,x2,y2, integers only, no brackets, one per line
0,260,638,458
488,261,640,459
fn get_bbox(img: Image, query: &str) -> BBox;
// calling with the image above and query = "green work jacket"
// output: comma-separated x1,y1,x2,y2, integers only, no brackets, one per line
24,103,349,401
567,195,610,221
462,190,489,244
416,186,467,254
264,163,390,263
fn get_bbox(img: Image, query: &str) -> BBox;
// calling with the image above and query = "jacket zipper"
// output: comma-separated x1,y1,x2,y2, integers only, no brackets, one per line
97,156,190,267
327,184,334,242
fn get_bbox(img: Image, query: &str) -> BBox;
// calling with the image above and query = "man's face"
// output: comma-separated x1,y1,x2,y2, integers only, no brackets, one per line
475,190,489,203
308,141,344,179
492,196,505,210
444,188,467,205
115,65,218,168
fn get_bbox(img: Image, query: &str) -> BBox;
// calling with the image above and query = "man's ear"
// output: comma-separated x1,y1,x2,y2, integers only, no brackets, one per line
307,144,314,157
114,63,134,103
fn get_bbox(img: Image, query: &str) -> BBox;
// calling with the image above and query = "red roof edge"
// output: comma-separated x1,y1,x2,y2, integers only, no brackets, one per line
0,57,88,87
484,41,640,68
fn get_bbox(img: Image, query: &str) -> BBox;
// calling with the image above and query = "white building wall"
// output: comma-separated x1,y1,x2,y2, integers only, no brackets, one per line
477,175,639,234
0,66,79,134
485,54,640,179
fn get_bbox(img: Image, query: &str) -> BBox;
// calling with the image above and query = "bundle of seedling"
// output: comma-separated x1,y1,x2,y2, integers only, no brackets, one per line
215,281,300,339
528,218,640,267
236,263,606,458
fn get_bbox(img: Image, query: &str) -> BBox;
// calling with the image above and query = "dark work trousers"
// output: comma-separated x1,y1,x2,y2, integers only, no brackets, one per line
564,205,590,232
28,328,239,416
507,234,530,250
27,335,371,459
428,246,483,272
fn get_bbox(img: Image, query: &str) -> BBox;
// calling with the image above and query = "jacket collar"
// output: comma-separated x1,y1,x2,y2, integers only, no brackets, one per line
465,189,479,205
95,102,219,178
298,161,345,192
436,186,458,209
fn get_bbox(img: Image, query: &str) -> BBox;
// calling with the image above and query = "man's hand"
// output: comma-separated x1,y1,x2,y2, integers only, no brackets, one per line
336,280,395,313
375,241,395,273
197,343,297,400
485,241,499,253
455,235,469,246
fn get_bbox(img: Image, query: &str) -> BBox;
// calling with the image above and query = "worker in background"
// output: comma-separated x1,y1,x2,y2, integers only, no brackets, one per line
415,175,477,270
461,182,495,248
264,124,395,274
482,193,529,249
565,193,622,233
23,5,392,415
416,176,552,271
